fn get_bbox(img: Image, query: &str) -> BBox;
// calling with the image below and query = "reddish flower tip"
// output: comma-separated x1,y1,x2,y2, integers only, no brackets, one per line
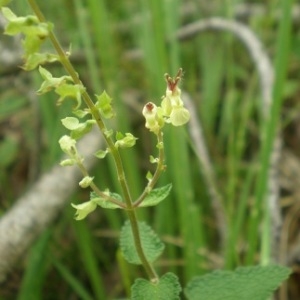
146,102,154,112
164,68,183,92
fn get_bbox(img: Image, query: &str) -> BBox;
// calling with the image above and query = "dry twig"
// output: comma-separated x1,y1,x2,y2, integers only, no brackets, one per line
178,17,281,258
0,128,102,282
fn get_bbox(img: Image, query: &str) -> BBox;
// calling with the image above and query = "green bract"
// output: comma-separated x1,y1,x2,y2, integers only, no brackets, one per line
104,129,114,138
72,109,90,118
38,66,85,109
24,52,59,71
95,91,115,119
61,117,96,140
115,132,138,148
149,155,158,164
94,149,109,159
59,158,77,166
2,7,52,57
61,117,82,130
56,83,85,109
37,66,72,94
79,176,94,188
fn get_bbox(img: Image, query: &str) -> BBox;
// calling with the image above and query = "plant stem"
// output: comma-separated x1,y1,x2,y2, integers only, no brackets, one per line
134,130,165,207
28,0,159,282
76,161,127,209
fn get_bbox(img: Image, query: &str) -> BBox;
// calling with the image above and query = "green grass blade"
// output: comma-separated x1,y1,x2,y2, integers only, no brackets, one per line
72,220,106,300
166,127,206,279
17,230,51,300
73,0,102,92
259,0,294,265
246,0,294,265
53,259,94,300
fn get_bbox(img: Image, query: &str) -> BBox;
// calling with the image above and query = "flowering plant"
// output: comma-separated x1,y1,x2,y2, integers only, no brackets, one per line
0,1,291,299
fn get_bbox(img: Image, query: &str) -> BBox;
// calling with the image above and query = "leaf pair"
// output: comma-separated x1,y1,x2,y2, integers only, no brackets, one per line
90,183,172,210
129,264,290,300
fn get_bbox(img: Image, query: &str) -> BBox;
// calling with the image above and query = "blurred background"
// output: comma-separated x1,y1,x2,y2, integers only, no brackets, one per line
0,0,300,299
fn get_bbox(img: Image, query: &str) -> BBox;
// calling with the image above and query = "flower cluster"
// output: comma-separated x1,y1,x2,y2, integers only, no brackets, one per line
142,68,190,134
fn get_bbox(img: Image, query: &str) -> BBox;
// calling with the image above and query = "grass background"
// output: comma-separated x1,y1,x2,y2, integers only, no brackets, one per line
1,0,300,299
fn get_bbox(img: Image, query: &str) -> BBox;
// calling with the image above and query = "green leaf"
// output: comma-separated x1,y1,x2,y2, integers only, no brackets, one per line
94,149,109,159
131,272,181,300
115,132,138,148
95,91,115,119
73,109,90,118
61,117,96,140
138,184,172,208
120,221,165,264
104,129,113,138
37,66,72,94
55,83,85,109
184,265,291,300
23,52,59,71
61,117,81,130
90,191,123,209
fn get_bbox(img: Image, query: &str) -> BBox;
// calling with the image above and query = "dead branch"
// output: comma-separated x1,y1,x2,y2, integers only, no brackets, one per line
0,128,102,282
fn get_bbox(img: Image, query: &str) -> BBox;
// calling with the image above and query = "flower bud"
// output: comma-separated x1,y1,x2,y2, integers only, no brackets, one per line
142,102,164,134
79,176,94,188
59,135,77,157
71,200,97,220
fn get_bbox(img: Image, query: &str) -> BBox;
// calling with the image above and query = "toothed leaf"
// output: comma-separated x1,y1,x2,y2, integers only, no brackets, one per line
120,220,164,264
184,265,291,300
131,272,181,300
138,184,172,208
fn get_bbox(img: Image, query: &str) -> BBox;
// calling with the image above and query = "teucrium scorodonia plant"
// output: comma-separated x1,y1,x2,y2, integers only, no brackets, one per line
1,1,291,299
